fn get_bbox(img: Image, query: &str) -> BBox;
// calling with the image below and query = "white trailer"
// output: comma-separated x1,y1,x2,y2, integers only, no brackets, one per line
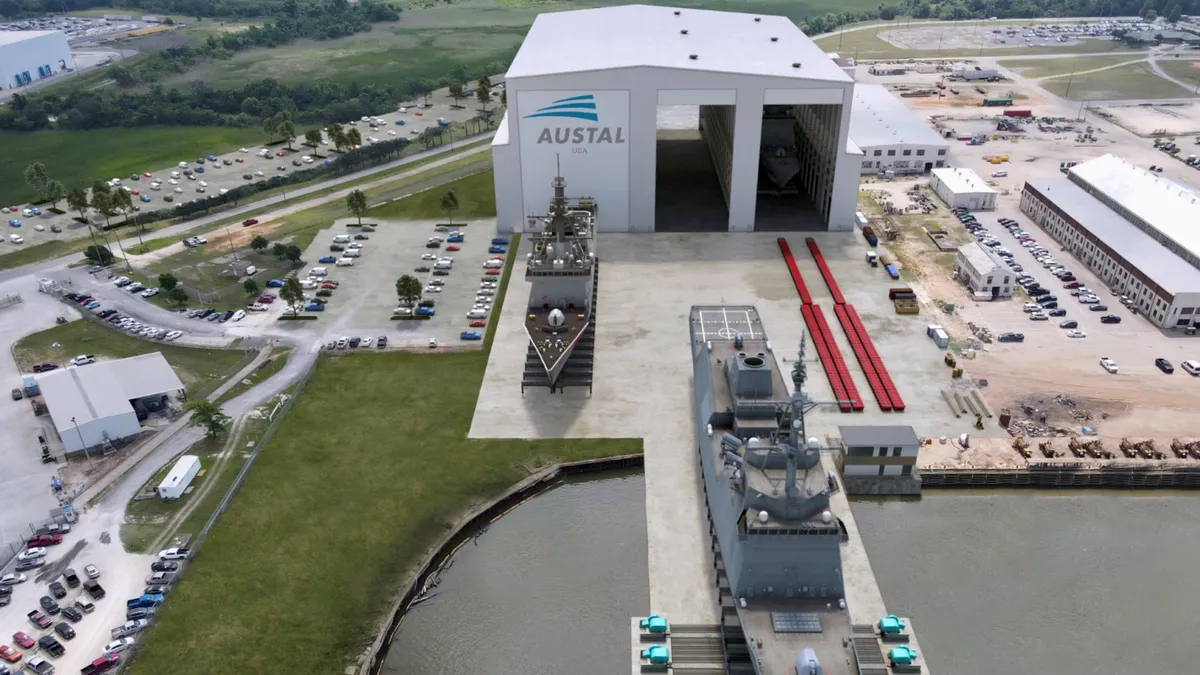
157,455,201,500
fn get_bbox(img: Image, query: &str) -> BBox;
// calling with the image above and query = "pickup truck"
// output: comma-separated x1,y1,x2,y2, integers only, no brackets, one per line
83,580,106,599
26,655,54,675
34,524,70,536
37,635,64,657
81,653,120,675
110,620,149,640
125,594,164,610
158,547,191,560
26,534,62,547
144,572,177,585
69,355,95,367
27,610,52,629
62,568,80,589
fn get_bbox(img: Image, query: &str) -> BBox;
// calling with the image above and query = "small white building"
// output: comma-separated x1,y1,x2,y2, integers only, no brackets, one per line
929,167,997,210
849,84,950,175
952,67,1000,81
954,242,1013,299
158,455,201,500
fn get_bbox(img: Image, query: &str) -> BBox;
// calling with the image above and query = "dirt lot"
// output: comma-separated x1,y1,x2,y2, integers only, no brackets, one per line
1091,102,1200,137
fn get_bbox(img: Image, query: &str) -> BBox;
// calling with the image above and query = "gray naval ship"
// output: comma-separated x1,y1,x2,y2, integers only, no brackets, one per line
689,305,850,675
520,167,599,394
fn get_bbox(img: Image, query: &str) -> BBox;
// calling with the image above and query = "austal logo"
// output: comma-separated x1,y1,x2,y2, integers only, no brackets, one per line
524,94,626,146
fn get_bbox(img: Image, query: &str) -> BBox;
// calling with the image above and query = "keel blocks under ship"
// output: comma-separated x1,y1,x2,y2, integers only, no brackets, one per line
522,260,598,395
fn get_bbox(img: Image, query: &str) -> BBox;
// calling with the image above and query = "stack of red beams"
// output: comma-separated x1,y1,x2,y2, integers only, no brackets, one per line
778,238,861,412
805,238,906,413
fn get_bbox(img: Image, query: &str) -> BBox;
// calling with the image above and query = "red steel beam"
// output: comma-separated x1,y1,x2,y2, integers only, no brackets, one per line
844,304,906,412
804,238,846,306
776,238,814,305
834,304,892,412
801,305,851,412
809,305,862,412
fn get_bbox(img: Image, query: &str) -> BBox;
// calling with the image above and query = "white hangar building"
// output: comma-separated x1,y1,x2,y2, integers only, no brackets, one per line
849,84,950,176
491,4,862,233
0,30,72,90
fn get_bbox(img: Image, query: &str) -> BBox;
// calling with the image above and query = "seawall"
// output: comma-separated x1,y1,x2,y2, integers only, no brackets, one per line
921,464,1200,489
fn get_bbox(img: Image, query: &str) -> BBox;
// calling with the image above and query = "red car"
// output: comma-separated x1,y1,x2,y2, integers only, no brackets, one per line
11,633,33,649
130,189,140,195
485,268,500,276
469,320,486,328
142,172,152,178
235,157,244,163
275,151,286,157
320,282,338,289
26,534,62,547
257,296,275,304
445,244,460,251
0,644,21,662
242,218,259,226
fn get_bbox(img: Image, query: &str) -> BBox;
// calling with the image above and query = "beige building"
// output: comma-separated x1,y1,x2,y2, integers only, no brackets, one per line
838,425,921,495
954,241,1013,300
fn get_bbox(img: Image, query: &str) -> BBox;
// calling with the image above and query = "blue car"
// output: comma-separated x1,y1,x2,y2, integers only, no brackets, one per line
459,330,482,341
266,279,284,288
85,300,101,310
488,246,507,254
491,237,509,245
139,194,152,202
304,302,325,312
8,219,20,227
447,233,464,243
394,119,405,126
318,256,336,264
207,154,218,162
416,306,436,317
195,166,205,173
324,159,334,166
30,207,41,216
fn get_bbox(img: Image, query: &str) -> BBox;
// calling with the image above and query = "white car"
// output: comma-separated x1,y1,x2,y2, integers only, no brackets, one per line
70,355,96,366
231,309,246,321
478,288,495,296
165,330,183,341
483,260,503,269
104,637,135,655
0,573,27,585
239,147,249,153
393,307,412,316
255,170,265,176
114,276,130,286
1066,330,1087,338
421,253,437,260
347,242,363,249
141,288,159,298
1029,312,1048,321
17,547,46,561
198,180,208,188
84,564,100,579
174,187,184,193
1099,357,1119,374
991,171,1008,177
247,303,267,312
168,178,178,185
360,336,373,347
425,285,442,293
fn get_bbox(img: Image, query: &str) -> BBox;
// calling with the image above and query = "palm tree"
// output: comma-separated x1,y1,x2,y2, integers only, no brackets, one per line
67,188,99,254
440,189,459,225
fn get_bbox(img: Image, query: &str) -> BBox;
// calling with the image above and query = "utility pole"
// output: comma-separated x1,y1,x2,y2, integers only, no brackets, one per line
223,224,239,261
70,417,94,468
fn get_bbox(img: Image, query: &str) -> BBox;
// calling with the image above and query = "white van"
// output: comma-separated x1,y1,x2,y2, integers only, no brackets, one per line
483,260,503,269
342,249,360,258
9,234,24,244
1182,360,1200,376
170,171,180,178
336,258,355,267
467,309,488,319
433,260,453,270
308,267,328,277
332,234,351,244
300,279,318,290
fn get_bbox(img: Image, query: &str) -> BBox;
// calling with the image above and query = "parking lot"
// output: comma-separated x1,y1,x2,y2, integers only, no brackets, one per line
288,216,504,348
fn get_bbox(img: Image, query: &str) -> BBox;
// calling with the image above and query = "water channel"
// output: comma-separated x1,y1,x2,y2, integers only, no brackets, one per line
382,469,648,675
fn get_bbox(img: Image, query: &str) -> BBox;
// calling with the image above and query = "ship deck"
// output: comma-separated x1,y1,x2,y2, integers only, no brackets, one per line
526,307,591,377
738,599,857,675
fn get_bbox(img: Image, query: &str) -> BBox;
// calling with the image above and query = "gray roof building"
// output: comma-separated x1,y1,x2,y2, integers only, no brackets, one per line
849,84,949,151
839,425,921,448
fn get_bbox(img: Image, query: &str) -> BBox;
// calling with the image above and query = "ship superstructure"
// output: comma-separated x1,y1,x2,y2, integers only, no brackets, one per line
690,306,850,675
521,167,598,394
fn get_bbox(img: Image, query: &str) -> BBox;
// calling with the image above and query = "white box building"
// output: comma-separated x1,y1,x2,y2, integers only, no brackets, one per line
1021,154,1200,329
491,4,862,233
36,353,185,453
954,241,1013,300
929,167,996,210
0,31,72,90
849,84,950,176
158,455,201,500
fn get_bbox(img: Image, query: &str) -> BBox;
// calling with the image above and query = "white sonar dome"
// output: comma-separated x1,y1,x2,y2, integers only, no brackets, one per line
548,308,566,327
821,510,833,523
748,437,763,448
758,510,770,523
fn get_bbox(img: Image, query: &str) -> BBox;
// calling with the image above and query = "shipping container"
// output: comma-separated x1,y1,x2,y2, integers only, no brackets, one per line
1003,109,1032,117
157,455,201,500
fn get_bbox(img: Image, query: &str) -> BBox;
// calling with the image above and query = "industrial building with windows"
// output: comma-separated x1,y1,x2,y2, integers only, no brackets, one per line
1021,154,1200,329
954,241,1012,300
36,353,185,453
491,4,862,234
929,167,996,210
0,30,72,90
849,84,949,176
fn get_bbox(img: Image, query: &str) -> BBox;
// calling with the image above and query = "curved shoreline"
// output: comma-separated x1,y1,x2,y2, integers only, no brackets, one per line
358,453,645,675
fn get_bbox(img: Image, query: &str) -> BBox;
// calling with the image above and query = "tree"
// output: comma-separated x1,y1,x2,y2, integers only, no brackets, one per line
500,88,507,107
244,278,260,296
167,287,189,305
67,187,98,253
1168,3,1182,22
264,111,295,149
346,189,368,225
477,85,491,112
440,189,459,225
478,75,492,91
109,188,139,260
187,400,230,438
395,275,422,309
272,242,289,259
280,276,305,314
23,162,49,201
83,245,114,266
419,79,435,106
285,245,303,263
111,66,136,88
1145,7,1158,20
157,273,179,291
44,180,65,210
448,83,464,108
345,127,362,148
304,129,323,148
251,235,269,253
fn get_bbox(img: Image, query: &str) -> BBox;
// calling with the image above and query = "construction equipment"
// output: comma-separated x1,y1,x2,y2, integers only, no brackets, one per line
1013,437,1032,459
1068,438,1087,458
974,414,984,430
1136,440,1164,460
952,367,964,379
1172,438,1189,459
1188,441,1200,460
866,251,879,267
944,353,957,368
1120,438,1138,458
1084,439,1111,459
1039,441,1058,458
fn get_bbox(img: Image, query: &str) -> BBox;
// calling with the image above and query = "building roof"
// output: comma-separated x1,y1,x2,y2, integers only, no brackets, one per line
36,353,185,434
506,5,851,83
849,84,949,150
160,455,200,491
0,30,61,47
957,241,1006,273
839,425,921,448
1069,154,1200,265
1026,177,1200,297
932,167,996,195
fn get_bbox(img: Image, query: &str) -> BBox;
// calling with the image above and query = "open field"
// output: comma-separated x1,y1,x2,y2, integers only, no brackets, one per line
367,168,494,219
815,23,1142,60
120,434,223,552
215,348,292,404
125,245,640,675
1156,58,1200,91
0,127,266,206
12,319,250,399
1040,61,1194,100
999,55,1146,80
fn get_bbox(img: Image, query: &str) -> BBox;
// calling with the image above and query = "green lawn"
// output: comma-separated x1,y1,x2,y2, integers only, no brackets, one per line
367,169,495,219
1155,58,1200,92
1040,61,1195,100
215,348,292,405
127,236,641,675
13,320,251,399
0,127,265,206
815,22,1143,60
999,55,1148,80
120,434,224,553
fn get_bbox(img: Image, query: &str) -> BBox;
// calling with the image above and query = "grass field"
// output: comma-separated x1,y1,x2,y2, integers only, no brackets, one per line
0,127,266,206
814,22,1143,60
1155,58,1200,92
125,234,642,675
120,433,224,553
1040,61,1195,100
215,348,291,404
367,169,494,219
999,55,1148,80
12,320,250,398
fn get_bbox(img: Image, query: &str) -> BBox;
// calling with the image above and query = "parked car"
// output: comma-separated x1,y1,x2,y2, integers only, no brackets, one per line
39,596,60,615
11,633,33,649
1100,315,1122,324
0,645,20,662
460,330,483,341
0,574,27,585
48,582,66,599
1099,357,1119,374
15,558,44,572
16,548,45,562
53,622,74,640
997,332,1024,343
1155,358,1175,374
150,561,178,573
60,606,83,622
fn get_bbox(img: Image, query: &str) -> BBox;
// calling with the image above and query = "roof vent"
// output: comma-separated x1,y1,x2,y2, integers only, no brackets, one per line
689,54,698,60
681,29,688,35
770,36,778,42
674,10,680,15
792,62,802,68
754,16,761,22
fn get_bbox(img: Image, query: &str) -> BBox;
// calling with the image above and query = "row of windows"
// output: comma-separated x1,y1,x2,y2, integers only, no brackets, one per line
871,148,949,157
860,160,946,169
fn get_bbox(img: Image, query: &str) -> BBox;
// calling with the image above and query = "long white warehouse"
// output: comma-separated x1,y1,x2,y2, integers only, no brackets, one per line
0,30,72,90
849,84,950,176
491,4,862,233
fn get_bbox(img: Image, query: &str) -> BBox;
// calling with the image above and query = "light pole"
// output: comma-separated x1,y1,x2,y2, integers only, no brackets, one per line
70,417,94,468
223,224,239,262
